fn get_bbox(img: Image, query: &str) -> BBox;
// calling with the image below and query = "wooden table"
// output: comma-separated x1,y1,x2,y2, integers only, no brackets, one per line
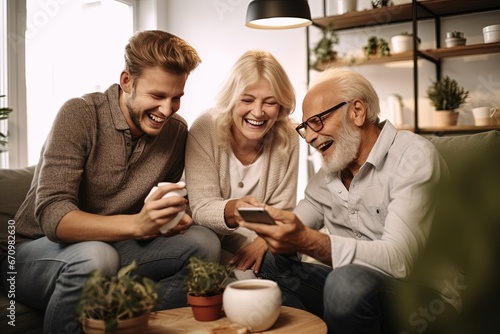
146,306,327,333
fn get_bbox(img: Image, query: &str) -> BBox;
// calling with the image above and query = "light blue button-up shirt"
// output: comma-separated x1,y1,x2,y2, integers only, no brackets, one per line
295,121,446,279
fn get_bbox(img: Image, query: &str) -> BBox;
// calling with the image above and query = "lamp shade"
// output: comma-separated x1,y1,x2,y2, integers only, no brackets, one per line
246,0,312,29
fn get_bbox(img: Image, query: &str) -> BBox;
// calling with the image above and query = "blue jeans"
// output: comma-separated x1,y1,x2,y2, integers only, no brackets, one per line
1,225,220,334
258,253,459,334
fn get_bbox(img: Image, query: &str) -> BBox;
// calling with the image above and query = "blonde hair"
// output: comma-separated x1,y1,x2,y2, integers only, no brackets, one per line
124,30,201,79
214,50,296,155
312,67,380,124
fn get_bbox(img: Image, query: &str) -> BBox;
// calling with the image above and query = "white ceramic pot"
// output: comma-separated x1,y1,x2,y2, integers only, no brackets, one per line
223,279,281,332
327,0,357,15
391,34,418,53
445,37,466,48
472,106,497,126
483,24,500,43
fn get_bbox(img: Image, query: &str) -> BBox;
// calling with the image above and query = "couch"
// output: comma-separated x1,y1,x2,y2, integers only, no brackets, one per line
1,130,499,333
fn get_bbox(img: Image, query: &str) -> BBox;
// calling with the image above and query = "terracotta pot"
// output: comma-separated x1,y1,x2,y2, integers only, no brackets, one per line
82,312,150,334
187,293,223,322
433,110,459,126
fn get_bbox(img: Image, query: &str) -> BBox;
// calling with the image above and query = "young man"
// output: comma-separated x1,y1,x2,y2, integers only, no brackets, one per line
240,68,462,333
0,30,220,333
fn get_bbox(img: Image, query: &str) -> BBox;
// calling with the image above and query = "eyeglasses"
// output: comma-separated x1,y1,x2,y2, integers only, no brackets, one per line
295,101,347,139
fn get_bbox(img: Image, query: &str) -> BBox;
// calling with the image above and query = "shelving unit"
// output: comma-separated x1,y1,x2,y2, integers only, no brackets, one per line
310,0,500,134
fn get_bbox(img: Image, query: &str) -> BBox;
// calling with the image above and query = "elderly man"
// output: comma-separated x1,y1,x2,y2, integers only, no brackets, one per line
239,68,462,333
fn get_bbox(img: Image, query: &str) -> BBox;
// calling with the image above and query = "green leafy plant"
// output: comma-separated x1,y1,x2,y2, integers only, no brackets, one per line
426,76,469,111
78,261,158,333
184,256,234,297
447,31,464,38
372,0,393,8
363,36,390,59
0,95,13,120
310,24,339,68
0,95,12,152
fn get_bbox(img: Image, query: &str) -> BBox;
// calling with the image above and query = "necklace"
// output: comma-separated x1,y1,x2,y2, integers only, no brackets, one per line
235,146,263,188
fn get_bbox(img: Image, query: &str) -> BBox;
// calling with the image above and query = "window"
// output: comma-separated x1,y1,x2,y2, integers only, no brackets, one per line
25,0,135,165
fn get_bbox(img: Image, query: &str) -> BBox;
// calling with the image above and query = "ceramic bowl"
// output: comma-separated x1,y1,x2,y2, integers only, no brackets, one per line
223,279,281,332
391,34,419,53
445,37,466,48
483,24,500,43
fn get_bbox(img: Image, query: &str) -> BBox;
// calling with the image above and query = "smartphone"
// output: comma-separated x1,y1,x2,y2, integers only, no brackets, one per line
238,207,275,225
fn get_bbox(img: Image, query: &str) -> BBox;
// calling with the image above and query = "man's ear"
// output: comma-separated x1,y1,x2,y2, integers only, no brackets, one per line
120,70,133,93
351,99,367,127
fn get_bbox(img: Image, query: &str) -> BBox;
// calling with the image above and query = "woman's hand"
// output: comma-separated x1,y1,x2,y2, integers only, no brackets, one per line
228,237,268,273
224,195,263,228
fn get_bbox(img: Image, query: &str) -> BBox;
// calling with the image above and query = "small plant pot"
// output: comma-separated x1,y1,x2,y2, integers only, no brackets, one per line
82,312,150,334
433,110,459,126
445,37,466,48
391,34,419,53
483,24,500,43
187,294,223,322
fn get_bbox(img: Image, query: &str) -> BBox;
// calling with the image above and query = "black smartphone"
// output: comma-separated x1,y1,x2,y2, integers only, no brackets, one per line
238,207,275,225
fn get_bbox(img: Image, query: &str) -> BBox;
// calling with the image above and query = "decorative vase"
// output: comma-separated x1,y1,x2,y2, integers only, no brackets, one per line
223,279,282,332
187,293,223,322
82,312,150,334
391,33,420,53
445,31,466,48
433,110,459,126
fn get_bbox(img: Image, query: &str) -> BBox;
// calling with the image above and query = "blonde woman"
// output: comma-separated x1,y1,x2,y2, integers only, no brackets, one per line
185,50,299,277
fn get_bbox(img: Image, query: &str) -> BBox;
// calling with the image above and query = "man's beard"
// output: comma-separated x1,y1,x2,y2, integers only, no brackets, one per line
321,117,361,174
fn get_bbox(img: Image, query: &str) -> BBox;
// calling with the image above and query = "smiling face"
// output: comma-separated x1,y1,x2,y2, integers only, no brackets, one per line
302,82,361,173
230,79,280,145
119,66,187,139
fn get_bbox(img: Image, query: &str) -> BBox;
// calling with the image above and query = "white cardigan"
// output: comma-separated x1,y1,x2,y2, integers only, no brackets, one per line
185,110,300,235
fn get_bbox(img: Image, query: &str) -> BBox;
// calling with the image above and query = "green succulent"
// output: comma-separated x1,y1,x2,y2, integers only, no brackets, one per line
78,261,158,333
310,24,339,68
184,256,234,297
426,76,469,111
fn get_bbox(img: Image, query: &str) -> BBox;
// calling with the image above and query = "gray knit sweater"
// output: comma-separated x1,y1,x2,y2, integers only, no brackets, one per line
12,84,188,244
185,110,299,235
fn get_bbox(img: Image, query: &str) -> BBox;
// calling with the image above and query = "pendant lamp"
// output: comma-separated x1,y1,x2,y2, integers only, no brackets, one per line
246,0,312,29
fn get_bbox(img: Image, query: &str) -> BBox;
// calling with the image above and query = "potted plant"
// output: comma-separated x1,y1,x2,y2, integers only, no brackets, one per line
0,95,12,153
310,24,339,70
444,31,466,48
78,261,158,333
391,31,421,53
426,75,469,126
184,256,234,322
372,0,393,8
363,36,390,60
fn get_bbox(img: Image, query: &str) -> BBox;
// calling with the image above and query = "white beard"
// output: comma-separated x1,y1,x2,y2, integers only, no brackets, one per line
322,117,361,174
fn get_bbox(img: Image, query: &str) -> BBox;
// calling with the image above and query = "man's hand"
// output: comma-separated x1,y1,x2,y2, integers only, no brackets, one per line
138,183,192,237
228,237,268,273
238,205,332,265
56,182,192,242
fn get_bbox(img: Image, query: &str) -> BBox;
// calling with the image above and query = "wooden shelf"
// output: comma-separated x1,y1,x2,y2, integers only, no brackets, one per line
424,42,500,59
310,0,500,136
313,42,500,70
313,0,500,31
417,124,500,135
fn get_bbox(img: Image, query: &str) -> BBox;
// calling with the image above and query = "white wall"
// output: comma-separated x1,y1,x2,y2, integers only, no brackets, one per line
140,0,312,199
139,0,500,200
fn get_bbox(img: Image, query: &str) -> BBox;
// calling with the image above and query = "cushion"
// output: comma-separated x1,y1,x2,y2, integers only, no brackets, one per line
0,165,35,222
0,166,35,259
